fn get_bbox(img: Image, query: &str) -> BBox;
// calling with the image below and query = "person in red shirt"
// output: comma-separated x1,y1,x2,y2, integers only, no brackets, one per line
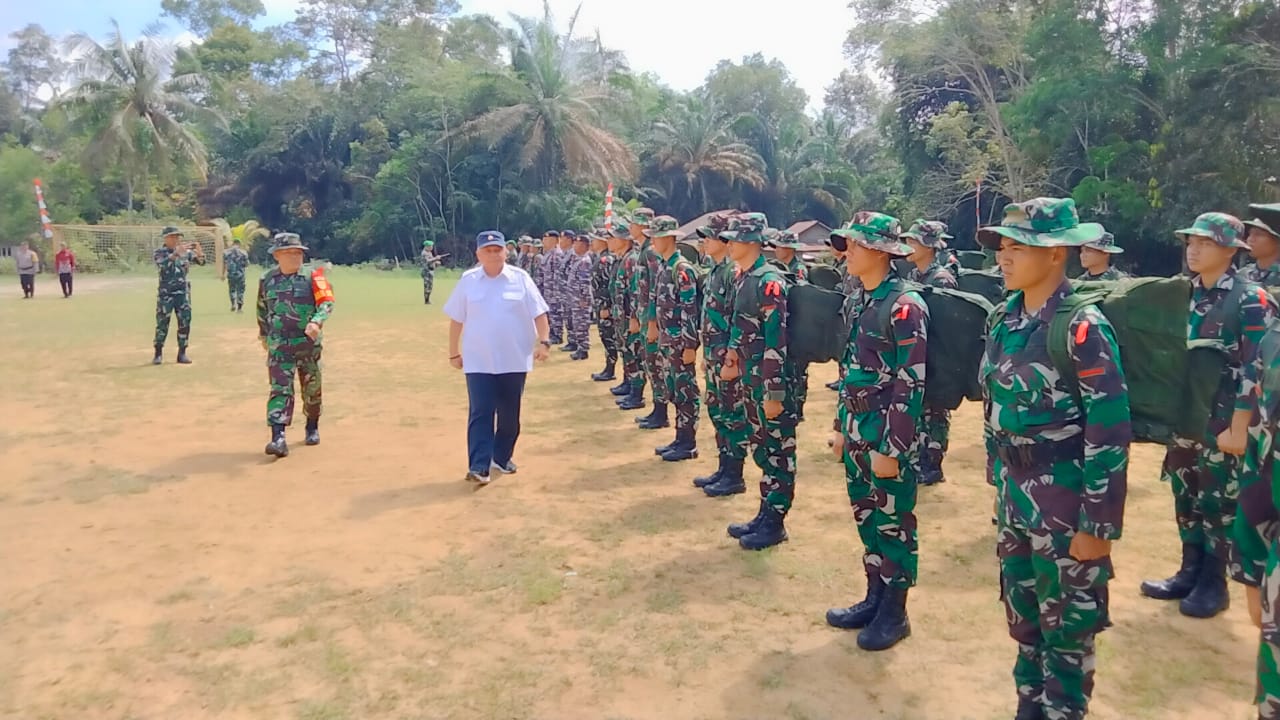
54,242,76,298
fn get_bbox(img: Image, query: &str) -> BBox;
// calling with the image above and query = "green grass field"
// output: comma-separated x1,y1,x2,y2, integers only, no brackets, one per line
0,265,1263,720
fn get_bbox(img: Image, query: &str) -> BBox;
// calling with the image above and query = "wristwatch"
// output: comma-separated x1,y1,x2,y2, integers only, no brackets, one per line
539,339,553,348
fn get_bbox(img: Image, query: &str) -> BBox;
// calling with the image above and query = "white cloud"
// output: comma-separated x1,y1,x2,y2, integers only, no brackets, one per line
458,0,853,112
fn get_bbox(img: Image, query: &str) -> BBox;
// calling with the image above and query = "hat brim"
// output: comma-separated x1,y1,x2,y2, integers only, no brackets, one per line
1083,243,1125,254
827,233,848,251
851,237,912,257
271,244,308,253
978,222,1106,249
1174,227,1250,249
651,230,680,239
1245,218,1279,237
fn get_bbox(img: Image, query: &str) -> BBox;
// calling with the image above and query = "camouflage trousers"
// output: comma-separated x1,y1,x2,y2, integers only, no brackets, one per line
918,407,951,483
998,522,1111,720
227,275,246,309
1161,438,1240,559
704,350,749,461
547,288,565,343
154,289,192,349
267,341,322,427
421,270,434,301
598,312,619,363
843,441,919,588
1261,544,1280,719
568,298,591,349
661,345,699,433
622,326,646,393
646,336,669,404
744,395,797,516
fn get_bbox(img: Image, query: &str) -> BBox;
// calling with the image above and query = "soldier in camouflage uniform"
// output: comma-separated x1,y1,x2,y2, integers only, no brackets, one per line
566,232,594,360
542,231,565,345
506,238,519,265
773,230,812,420
720,212,798,551
532,233,553,304
223,239,250,312
554,231,577,350
610,222,648,410
1141,213,1276,619
646,216,702,462
827,228,867,392
696,213,751,494
152,225,206,365
633,209,672,430
589,232,620,381
977,198,1131,720
420,240,444,304
257,233,335,458
1076,233,1127,281
1244,209,1280,287
824,213,927,652
901,220,957,486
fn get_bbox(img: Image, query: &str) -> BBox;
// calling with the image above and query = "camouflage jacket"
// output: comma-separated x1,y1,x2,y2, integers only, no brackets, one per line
545,248,566,290
256,265,335,347
907,256,958,289
784,256,809,283
1232,320,1280,587
1077,267,1127,282
981,281,1132,539
614,246,642,324
838,273,929,458
154,245,206,293
531,253,548,290
729,254,791,404
223,247,249,280
1188,267,1275,434
655,251,700,352
557,247,576,289
702,256,737,360
1244,261,1280,288
566,251,593,307
839,270,866,344
640,241,663,325
591,251,616,314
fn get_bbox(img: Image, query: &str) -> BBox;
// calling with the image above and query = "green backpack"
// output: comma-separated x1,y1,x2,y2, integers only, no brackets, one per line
789,281,848,365
956,250,991,270
956,268,1006,305
808,265,842,291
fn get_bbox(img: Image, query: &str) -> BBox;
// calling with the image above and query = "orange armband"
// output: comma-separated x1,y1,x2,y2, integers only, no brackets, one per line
312,268,335,304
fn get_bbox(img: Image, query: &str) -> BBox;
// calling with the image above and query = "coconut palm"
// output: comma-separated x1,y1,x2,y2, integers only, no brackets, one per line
456,2,634,187
646,95,765,218
63,20,221,215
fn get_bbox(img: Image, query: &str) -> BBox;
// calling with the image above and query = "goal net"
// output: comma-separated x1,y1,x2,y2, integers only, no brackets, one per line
47,224,230,275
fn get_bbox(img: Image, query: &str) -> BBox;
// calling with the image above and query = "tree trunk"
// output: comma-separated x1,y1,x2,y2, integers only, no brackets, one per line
126,176,135,213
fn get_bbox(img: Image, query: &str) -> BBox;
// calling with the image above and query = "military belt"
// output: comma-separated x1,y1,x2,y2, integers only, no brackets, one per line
993,436,1084,469
841,390,891,415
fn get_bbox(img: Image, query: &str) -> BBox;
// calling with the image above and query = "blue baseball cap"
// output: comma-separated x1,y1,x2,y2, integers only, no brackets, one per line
476,230,506,249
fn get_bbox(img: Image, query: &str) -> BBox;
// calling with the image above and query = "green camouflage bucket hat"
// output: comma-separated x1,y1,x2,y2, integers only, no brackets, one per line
772,230,802,249
1246,203,1280,238
271,232,308,253
832,212,911,257
900,220,952,249
161,225,184,238
630,207,656,229
648,215,680,239
517,235,534,246
1174,212,1248,248
1083,231,1124,254
976,197,1105,249
721,212,768,243
697,211,737,239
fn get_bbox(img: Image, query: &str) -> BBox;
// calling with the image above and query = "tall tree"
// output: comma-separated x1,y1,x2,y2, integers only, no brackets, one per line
160,0,266,35
644,94,764,218
6,24,65,111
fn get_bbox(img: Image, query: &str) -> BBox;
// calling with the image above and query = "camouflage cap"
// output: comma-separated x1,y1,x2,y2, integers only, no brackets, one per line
629,207,656,228
270,232,308,253
1174,212,1248,249
771,230,801,249
1083,231,1124,254
900,220,952,249
518,234,535,246
1246,203,1280,238
609,222,633,240
648,215,681,239
721,212,769,243
422,239,434,247
831,212,911,257
160,225,184,238
697,211,737,239
976,197,1105,249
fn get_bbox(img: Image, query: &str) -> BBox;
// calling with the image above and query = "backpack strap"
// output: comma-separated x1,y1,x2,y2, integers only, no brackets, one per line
872,279,924,338
1200,276,1249,339
1046,292,1104,408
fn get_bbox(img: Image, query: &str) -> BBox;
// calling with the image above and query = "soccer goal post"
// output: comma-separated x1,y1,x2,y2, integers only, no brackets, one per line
49,224,230,275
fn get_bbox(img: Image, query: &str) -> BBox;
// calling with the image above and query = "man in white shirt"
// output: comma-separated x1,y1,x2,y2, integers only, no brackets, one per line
444,230,552,484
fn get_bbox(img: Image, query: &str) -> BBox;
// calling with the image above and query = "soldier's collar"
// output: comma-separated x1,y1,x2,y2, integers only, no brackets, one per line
1193,265,1237,292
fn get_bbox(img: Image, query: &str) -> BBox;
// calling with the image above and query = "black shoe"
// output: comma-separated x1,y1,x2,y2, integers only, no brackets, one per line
609,382,631,396
570,350,589,361
918,470,946,486
703,459,747,496
617,392,646,411
1014,697,1046,720
176,350,192,364
826,569,886,629
265,425,289,458
857,585,911,650
152,346,163,365
637,403,670,430
1179,552,1230,618
739,506,788,550
231,305,237,312
305,419,320,446
661,429,697,461
693,455,726,488
1140,543,1203,600
728,499,767,539
560,342,577,352
654,433,678,456
592,363,617,382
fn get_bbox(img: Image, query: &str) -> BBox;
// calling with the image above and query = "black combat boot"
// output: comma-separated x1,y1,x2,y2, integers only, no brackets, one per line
265,424,289,458
560,342,577,352
703,458,746,496
617,390,646,411
727,499,767,538
152,345,163,365
1014,697,1046,720
826,569,886,629
654,430,678,456
661,428,697,461
592,360,617,382
692,455,726,488
634,402,659,424
739,505,787,550
1140,543,1204,600
637,402,670,430
1179,552,1230,618
570,349,589,361
857,585,911,650
176,348,192,364
305,418,320,446
609,381,630,396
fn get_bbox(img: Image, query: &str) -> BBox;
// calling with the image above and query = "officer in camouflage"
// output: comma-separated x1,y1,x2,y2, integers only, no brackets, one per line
978,198,1131,720
824,213,927,652
1141,212,1276,618
611,221,648,410
1244,207,1280,287
420,240,444,304
696,212,751,495
720,212,797,551
566,232,594,360
649,215,701,462
506,238,519,265
590,231,619,381
555,231,577,351
772,229,812,420
902,220,957,486
152,225,206,365
1076,233,1127,281
634,209,672,430
258,233,335,458
543,231,566,345
223,238,250,312
532,232,553,306
828,226,867,393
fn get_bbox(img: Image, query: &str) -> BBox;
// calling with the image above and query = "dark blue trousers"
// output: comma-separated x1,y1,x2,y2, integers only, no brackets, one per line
465,372,527,474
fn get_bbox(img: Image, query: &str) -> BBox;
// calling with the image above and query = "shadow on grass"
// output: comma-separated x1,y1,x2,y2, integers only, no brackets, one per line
150,450,264,477
345,479,480,520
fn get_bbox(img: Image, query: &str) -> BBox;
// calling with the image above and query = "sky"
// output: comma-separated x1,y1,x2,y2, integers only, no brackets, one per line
0,0,854,109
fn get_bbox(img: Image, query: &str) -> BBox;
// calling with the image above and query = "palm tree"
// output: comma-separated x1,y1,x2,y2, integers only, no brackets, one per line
456,2,634,187
646,95,765,218
63,20,220,215
768,117,857,225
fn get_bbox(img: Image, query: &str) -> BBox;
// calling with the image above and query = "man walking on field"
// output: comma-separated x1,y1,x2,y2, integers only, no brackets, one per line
152,226,205,365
